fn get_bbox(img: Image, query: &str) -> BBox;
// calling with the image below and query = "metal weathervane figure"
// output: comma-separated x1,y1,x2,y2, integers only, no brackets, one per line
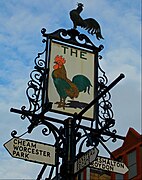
70,3,104,40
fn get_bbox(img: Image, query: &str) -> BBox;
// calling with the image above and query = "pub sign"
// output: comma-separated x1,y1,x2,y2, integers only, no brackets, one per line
48,40,97,119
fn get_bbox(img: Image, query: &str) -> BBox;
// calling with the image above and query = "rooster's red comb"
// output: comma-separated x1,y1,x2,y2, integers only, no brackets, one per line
54,55,66,64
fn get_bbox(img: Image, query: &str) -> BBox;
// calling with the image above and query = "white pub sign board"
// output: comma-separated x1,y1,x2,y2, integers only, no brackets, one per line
90,156,129,174
4,137,55,165
48,41,96,120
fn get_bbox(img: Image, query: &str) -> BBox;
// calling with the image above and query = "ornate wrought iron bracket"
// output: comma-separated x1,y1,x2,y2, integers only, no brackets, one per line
9,28,126,179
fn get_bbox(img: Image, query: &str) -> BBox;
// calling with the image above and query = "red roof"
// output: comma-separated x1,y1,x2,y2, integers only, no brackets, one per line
112,128,142,157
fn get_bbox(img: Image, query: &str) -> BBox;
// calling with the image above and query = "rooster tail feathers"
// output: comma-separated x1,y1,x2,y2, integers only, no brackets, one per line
83,18,104,40
96,29,104,40
85,27,104,40
72,75,92,94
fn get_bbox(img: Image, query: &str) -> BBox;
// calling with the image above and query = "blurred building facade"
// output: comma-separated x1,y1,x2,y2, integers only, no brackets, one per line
75,167,110,180
75,128,142,180
111,128,142,180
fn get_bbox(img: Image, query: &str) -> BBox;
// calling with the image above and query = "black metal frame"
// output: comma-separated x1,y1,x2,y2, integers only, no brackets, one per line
10,28,125,180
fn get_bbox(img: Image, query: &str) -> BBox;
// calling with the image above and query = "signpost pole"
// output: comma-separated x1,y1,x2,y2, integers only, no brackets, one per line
61,118,76,180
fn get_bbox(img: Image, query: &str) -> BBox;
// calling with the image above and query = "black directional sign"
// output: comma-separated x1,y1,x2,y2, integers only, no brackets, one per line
74,147,99,174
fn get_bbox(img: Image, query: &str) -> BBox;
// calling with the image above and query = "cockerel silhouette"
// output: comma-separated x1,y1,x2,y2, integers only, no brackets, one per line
70,3,104,40
52,55,92,109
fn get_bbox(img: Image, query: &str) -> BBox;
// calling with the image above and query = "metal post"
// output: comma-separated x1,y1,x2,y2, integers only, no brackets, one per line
60,118,76,180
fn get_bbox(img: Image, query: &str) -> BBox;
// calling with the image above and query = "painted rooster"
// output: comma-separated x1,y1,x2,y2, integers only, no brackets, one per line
70,3,104,40
52,55,92,109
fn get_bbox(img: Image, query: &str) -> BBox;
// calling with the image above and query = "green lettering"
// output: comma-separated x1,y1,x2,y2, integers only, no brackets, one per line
61,45,68,54
71,48,77,57
80,51,87,60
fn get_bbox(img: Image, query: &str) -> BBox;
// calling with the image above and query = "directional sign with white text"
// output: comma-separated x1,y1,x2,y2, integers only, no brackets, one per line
74,147,99,174
4,137,55,165
90,156,129,174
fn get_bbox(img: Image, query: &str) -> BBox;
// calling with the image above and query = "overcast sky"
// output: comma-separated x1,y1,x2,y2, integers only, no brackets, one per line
0,0,141,179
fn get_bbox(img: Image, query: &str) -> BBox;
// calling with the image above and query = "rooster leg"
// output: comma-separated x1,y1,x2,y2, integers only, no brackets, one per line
56,98,66,110
62,99,66,110
61,98,66,110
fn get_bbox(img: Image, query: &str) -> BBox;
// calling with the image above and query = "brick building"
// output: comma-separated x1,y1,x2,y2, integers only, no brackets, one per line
75,167,110,180
111,128,142,180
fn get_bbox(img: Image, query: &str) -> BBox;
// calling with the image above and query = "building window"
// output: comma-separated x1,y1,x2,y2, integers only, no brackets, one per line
116,173,123,180
127,150,137,179
115,156,124,180
140,145,142,161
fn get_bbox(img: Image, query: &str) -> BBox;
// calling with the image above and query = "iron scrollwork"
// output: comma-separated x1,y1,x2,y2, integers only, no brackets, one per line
21,50,46,115
41,28,101,52
9,27,125,179
97,56,117,143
